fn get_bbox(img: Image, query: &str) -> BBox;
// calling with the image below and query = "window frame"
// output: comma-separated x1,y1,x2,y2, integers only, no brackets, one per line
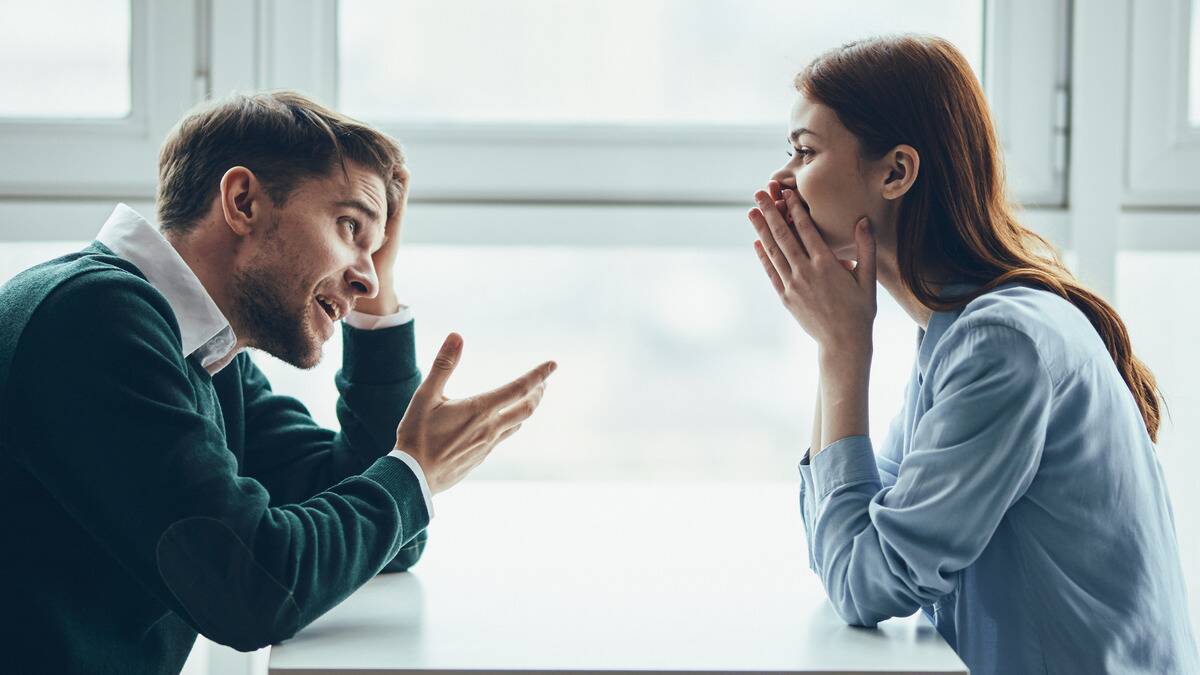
0,0,1071,253
0,0,200,200
273,0,1069,210
1125,0,1200,207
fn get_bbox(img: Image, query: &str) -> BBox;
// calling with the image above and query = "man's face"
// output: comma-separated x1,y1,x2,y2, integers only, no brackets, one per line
232,161,388,369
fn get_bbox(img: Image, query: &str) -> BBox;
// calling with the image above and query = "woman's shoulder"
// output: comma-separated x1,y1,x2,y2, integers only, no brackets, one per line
937,283,1109,381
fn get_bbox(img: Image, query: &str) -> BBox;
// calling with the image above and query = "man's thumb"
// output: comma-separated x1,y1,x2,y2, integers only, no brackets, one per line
422,333,463,396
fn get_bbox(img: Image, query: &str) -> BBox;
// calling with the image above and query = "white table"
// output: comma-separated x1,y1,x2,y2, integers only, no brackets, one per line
269,482,967,675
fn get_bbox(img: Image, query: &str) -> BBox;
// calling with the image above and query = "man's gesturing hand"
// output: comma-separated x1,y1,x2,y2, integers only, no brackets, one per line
395,333,556,494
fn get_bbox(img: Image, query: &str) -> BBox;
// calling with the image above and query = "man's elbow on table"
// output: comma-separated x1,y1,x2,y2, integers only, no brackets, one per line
379,529,429,573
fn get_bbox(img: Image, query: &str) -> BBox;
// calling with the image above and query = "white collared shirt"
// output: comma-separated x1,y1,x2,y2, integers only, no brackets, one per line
96,204,433,517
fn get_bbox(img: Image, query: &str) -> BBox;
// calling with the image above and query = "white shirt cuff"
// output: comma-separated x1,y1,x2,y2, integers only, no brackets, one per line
386,449,434,519
345,305,413,330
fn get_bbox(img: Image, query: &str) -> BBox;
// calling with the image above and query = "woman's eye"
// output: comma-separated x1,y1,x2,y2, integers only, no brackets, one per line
788,146,813,161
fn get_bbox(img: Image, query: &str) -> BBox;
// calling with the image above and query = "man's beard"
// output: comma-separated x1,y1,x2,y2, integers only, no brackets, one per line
232,253,324,370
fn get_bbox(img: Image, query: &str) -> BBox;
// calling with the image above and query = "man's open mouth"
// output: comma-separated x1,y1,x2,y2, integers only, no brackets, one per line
315,294,343,321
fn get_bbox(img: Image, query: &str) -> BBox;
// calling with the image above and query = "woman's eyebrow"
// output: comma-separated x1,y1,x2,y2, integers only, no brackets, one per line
789,128,819,143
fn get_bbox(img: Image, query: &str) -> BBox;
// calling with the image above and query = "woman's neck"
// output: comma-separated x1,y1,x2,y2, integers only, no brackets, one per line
875,248,935,329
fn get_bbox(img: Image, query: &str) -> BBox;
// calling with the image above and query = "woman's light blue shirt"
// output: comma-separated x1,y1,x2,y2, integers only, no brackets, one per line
798,284,1199,675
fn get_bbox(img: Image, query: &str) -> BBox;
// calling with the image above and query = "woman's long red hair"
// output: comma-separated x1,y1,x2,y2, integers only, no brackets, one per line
796,35,1163,441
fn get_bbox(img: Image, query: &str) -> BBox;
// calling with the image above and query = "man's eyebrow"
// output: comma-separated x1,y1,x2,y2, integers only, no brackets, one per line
334,198,381,225
788,128,819,143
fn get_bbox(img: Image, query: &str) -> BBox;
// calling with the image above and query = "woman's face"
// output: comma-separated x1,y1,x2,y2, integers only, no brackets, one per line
770,95,892,261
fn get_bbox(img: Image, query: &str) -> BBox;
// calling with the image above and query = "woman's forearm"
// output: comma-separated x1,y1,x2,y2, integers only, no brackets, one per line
811,380,823,457
816,344,872,454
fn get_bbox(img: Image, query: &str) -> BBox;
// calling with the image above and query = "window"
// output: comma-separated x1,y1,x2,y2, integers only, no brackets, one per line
0,1,130,119
252,245,916,480
339,0,983,126
1117,251,1200,630
332,0,1067,206
330,0,1040,206
1125,0,1200,206
1191,0,1199,127
0,1,197,202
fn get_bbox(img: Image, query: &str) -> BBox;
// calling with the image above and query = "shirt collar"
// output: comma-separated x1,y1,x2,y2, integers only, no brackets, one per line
95,204,239,373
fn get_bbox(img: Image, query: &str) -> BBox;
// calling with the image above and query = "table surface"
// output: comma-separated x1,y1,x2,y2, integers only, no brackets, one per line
268,481,967,675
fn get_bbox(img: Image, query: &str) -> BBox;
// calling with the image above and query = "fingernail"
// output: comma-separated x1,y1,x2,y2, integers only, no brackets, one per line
547,361,558,374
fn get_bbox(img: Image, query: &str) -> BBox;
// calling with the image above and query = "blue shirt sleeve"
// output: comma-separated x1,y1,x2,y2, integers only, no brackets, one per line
803,321,1053,627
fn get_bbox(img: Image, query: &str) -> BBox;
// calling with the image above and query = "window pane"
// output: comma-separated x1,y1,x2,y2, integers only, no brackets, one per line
0,242,89,282
254,246,916,480
1117,252,1200,631
339,0,983,125
0,1,131,119
1192,0,1200,126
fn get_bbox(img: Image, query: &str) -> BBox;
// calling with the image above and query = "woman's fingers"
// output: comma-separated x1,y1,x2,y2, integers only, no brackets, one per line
782,189,834,265
767,179,782,201
754,240,786,294
751,191,807,267
747,207,792,279
854,217,877,289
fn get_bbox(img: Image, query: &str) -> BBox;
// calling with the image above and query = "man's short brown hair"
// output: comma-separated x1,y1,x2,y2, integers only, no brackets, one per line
156,91,405,233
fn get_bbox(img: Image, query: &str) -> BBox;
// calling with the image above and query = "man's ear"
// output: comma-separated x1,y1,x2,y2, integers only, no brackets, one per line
880,144,920,201
218,166,267,236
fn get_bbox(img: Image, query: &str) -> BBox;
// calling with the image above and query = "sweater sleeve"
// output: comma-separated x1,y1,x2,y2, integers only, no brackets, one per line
805,321,1052,627
8,271,430,651
236,321,422,507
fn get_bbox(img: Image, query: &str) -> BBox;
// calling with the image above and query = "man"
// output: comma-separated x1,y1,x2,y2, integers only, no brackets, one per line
0,91,555,674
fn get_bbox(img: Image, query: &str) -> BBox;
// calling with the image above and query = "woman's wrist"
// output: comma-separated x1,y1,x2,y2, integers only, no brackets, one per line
818,338,873,374
816,340,872,452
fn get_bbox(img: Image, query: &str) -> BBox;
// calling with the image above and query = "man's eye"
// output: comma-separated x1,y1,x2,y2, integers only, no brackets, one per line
341,218,359,234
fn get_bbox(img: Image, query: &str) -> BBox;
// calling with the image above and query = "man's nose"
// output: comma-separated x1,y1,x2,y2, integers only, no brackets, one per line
344,257,379,299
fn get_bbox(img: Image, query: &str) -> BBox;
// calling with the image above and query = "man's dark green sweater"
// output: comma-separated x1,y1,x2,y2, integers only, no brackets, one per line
0,243,431,674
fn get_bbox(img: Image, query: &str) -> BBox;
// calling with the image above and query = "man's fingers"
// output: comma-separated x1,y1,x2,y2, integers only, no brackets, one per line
420,333,463,398
476,361,557,409
495,382,547,430
497,424,522,442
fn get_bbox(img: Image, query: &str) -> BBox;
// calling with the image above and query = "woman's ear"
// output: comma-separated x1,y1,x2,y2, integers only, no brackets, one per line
218,166,266,236
880,144,920,200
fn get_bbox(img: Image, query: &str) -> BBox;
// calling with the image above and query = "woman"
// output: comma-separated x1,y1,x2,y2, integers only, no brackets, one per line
748,35,1198,674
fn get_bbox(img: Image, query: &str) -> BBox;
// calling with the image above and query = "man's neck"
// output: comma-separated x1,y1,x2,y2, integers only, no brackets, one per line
162,223,246,348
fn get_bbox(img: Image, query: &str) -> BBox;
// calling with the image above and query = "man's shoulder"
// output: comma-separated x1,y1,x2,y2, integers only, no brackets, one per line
0,245,179,372
2,244,161,322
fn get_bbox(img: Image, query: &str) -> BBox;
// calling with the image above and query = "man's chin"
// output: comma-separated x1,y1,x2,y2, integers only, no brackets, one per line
257,333,325,370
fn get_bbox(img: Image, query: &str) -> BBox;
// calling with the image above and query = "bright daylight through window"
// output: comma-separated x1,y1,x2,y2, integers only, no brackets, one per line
1191,0,1200,126
0,0,130,118
308,1,989,480
338,0,983,125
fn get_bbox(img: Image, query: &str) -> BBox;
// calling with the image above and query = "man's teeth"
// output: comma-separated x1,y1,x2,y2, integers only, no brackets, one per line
315,294,341,320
